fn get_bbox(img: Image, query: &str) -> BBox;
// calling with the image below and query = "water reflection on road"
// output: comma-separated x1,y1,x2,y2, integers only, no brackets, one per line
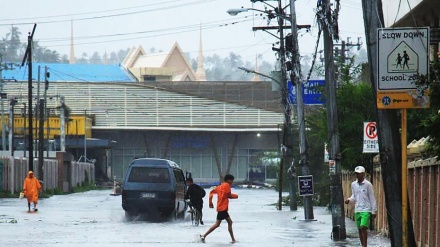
0,188,390,247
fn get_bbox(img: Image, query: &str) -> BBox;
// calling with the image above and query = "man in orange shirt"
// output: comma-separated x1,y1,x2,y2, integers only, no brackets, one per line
23,171,42,212
200,174,238,243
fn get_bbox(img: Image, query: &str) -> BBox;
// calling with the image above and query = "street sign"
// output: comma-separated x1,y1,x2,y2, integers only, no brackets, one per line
328,160,336,174
363,122,379,153
298,175,314,196
376,87,430,109
288,80,325,105
377,27,429,91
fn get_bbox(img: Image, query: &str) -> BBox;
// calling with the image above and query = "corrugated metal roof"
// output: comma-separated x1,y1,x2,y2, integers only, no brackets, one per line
2,63,133,82
3,82,284,131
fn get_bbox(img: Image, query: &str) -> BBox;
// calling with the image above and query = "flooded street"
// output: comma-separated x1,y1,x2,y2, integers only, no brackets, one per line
0,188,390,246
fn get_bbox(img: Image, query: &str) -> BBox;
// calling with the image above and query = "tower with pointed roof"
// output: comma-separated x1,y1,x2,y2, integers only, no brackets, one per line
69,20,75,64
251,54,261,81
195,25,207,81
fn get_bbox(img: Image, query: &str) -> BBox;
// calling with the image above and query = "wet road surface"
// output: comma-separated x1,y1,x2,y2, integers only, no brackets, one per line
0,188,391,246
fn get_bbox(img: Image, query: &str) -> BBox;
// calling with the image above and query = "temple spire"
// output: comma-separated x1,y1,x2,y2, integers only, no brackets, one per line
69,20,75,64
195,24,206,81
251,54,260,81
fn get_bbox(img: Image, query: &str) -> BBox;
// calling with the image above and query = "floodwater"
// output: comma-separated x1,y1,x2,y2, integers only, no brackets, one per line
0,188,390,247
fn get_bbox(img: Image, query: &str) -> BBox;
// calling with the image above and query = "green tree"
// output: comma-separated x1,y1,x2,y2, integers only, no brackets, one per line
90,52,101,64
308,61,376,171
33,41,60,63
409,59,440,157
1,26,23,62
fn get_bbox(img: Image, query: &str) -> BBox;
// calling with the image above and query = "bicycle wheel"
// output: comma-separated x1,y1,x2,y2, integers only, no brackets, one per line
188,206,194,225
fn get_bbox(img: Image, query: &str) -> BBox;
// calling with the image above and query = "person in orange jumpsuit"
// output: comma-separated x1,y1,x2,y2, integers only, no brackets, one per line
23,171,42,212
200,174,238,243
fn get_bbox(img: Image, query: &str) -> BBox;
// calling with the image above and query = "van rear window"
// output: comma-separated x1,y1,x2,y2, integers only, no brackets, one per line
128,167,170,183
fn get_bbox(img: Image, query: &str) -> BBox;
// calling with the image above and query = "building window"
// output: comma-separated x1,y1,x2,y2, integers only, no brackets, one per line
143,75,156,82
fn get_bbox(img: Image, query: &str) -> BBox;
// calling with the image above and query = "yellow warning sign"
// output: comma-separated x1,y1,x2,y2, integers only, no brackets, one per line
377,88,430,109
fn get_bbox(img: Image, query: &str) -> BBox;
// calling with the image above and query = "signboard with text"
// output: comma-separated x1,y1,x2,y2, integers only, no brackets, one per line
377,89,430,109
377,27,430,109
377,27,429,90
363,122,379,153
298,175,314,196
288,80,325,105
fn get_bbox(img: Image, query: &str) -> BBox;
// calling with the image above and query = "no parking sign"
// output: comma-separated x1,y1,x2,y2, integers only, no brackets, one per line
363,122,379,153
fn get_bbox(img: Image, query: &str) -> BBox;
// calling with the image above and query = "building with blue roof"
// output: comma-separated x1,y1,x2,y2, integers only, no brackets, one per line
2,63,134,82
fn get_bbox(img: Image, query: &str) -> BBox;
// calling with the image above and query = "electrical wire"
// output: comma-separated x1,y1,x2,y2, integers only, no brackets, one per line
0,0,191,22
0,0,218,26
393,0,402,27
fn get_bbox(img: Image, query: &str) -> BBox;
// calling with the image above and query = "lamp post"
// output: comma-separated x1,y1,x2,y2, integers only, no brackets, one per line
230,2,294,211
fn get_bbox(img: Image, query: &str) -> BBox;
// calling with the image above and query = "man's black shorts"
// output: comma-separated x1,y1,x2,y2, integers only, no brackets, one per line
216,211,230,221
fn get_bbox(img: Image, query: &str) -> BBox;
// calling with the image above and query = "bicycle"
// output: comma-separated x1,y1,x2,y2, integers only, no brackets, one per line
187,201,202,226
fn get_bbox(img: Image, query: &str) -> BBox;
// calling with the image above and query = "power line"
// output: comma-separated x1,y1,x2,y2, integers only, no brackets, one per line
0,0,218,26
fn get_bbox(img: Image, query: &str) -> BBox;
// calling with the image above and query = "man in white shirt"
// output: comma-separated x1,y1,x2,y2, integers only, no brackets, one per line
345,166,377,247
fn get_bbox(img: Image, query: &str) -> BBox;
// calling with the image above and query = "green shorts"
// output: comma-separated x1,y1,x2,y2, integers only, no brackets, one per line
355,212,371,229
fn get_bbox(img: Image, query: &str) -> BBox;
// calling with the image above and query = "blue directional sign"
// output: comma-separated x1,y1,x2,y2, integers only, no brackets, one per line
288,80,325,105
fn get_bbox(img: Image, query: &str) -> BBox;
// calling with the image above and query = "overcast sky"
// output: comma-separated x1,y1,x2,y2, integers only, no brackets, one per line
0,0,366,64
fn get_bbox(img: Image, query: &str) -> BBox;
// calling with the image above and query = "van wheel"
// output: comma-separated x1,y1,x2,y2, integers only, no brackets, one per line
177,210,185,220
125,211,135,221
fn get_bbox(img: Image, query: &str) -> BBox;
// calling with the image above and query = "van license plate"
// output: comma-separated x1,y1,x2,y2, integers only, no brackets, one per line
141,192,156,198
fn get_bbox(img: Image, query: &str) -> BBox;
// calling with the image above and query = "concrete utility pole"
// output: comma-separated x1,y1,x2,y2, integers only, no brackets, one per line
232,0,296,211
8,98,17,156
21,24,37,172
361,0,416,246
334,38,362,80
273,0,292,212
0,56,10,150
289,0,313,219
319,0,346,239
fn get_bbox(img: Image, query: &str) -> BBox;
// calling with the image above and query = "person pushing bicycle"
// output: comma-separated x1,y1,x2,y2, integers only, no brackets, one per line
185,177,205,225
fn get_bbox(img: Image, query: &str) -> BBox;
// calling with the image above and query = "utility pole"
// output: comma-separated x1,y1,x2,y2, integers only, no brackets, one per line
44,67,49,158
334,38,362,80
361,0,416,246
0,55,14,150
319,0,346,239
289,0,313,220
233,0,296,211
8,98,17,156
275,0,297,210
21,24,37,172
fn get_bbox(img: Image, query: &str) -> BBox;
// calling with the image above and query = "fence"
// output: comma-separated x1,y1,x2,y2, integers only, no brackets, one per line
342,137,440,246
342,164,388,235
1,155,94,194
407,138,439,247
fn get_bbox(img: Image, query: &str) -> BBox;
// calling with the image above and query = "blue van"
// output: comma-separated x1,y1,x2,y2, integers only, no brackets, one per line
121,158,188,219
